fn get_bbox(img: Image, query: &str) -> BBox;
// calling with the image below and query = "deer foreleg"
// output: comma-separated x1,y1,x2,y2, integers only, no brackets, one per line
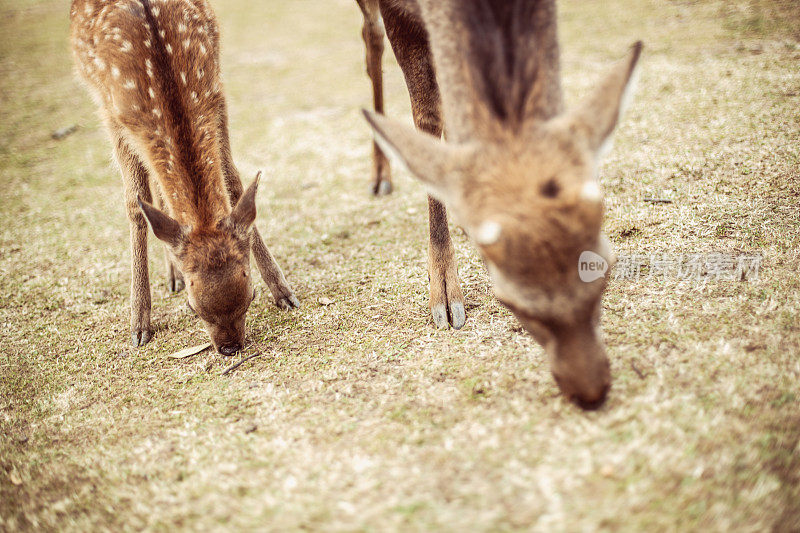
382,5,466,329
112,125,153,346
153,186,184,293
250,229,300,310
358,0,392,195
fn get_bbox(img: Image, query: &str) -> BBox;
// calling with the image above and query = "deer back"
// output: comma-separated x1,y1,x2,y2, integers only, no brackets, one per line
70,0,229,228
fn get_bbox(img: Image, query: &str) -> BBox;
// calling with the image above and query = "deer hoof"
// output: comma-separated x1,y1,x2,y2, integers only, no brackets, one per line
372,179,392,196
277,293,300,311
431,304,450,330
450,301,466,330
131,329,153,347
431,301,466,330
168,278,185,293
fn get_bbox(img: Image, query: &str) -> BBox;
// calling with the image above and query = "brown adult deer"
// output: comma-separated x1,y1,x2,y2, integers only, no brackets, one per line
70,0,299,354
359,0,641,408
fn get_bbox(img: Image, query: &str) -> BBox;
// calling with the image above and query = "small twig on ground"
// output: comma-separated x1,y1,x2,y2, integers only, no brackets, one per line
630,361,645,379
221,352,262,376
643,198,673,204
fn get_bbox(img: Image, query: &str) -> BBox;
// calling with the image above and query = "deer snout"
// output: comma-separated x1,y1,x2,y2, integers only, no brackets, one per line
549,328,611,410
205,316,246,357
553,368,610,410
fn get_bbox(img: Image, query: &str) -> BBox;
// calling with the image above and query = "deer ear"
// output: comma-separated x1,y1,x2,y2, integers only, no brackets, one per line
362,109,473,204
567,41,642,158
138,196,184,247
230,171,260,230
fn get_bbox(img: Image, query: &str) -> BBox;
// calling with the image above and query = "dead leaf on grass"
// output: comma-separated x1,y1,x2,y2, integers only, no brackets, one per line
167,343,212,359
318,297,334,306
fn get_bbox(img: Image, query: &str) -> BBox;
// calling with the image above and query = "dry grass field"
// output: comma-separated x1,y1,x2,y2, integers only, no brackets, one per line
1,0,799,530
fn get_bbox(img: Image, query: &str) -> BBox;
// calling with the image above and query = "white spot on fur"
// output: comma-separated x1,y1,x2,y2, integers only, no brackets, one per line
190,91,198,103
199,43,206,55
165,43,173,54
153,108,162,118
196,68,204,79
148,87,155,99
580,180,602,202
144,39,152,48
159,30,166,39
180,71,187,85
111,66,120,79
178,23,187,33
120,40,132,52
93,57,106,71
123,79,136,90
152,6,160,16
183,38,190,51
475,221,502,246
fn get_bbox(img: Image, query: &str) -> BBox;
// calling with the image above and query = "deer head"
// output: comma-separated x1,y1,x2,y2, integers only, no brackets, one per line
138,175,261,355
364,43,641,408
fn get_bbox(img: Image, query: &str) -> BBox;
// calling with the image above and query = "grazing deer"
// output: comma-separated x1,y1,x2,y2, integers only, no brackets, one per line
359,0,641,408
70,0,299,354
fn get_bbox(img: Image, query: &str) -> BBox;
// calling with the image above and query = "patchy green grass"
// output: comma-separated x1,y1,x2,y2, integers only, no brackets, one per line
1,0,799,530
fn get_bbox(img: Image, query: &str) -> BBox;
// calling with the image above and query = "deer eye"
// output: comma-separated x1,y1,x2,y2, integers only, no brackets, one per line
540,178,560,198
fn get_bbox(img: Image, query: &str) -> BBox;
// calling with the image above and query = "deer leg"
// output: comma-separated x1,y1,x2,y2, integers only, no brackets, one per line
216,97,300,310
111,125,153,346
357,0,392,196
426,196,466,329
249,232,300,310
382,6,466,329
153,186,184,293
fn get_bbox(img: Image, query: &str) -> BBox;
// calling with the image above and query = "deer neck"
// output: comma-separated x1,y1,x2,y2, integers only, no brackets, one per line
143,127,231,232
419,0,563,142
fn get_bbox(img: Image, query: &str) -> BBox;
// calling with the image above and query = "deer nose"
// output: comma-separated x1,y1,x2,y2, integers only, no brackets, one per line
218,343,241,356
574,382,610,411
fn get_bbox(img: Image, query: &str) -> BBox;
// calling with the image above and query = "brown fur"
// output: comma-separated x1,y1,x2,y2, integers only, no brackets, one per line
70,0,299,352
360,0,642,408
